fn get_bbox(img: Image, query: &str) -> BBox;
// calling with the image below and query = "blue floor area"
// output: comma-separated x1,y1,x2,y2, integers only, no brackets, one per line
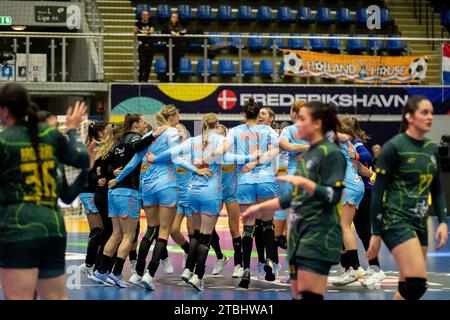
1,218,450,300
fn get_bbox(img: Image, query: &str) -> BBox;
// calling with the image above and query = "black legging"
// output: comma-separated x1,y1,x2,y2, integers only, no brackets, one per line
93,189,113,270
353,189,380,267
138,44,153,82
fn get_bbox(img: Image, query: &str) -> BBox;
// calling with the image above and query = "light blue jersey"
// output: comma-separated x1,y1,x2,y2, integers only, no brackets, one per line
280,124,309,175
222,163,237,203
339,141,364,193
226,124,279,185
176,160,192,204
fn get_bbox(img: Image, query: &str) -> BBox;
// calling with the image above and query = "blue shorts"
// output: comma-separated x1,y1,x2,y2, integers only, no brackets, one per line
341,187,364,208
108,188,141,219
142,187,177,208
177,202,193,217
274,209,287,220
222,187,237,204
79,193,99,214
189,198,222,216
237,182,277,204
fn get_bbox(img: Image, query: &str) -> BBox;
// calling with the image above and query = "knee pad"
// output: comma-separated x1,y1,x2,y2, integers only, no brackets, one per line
298,291,324,301
88,227,102,246
262,220,274,231
278,235,287,249
144,225,158,240
398,277,427,300
199,233,212,247
243,225,255,238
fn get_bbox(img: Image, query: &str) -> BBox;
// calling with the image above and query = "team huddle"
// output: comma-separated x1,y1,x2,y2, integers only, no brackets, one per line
0,83,447,300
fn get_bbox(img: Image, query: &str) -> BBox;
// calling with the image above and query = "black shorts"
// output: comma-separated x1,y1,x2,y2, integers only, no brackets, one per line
0,236,66,279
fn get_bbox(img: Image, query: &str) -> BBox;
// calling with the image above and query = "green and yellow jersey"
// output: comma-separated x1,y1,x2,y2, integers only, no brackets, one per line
279,139,346,264
0,123,89,243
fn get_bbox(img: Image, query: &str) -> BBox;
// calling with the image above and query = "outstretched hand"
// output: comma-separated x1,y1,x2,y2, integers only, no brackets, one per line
66,101,87,131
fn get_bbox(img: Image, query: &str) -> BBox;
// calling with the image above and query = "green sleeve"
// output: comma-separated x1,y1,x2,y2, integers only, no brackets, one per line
314,149,346,206
279,193,294,210
430,152,448,224
59,169,88,204
370,141,398,235
56,129,89,170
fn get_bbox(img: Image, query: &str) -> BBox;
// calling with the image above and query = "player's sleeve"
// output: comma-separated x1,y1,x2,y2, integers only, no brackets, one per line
59,169,88,204
430,149,448,224
370,141,398,235
354,142,372,167
313,149,346,206
130,131,156,153
56,129,89,169
171,138,197,172
115,147,148,184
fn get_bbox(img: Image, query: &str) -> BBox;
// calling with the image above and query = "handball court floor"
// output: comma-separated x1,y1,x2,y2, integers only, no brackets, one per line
2,217,450,300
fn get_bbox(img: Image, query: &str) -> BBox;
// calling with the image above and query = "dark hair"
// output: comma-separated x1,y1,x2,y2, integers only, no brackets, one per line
278,121,290,132
400,95,430,133
117,113,142,138
243,98,262,120
86,121,108,145
37,110,57,123
0,83,43,183
303,101,340,143
170,12,180,26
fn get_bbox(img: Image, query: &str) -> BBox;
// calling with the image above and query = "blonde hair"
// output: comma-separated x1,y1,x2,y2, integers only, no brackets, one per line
201,113,219,148
155,104,178,126
291,100,306,114
96,124,115,160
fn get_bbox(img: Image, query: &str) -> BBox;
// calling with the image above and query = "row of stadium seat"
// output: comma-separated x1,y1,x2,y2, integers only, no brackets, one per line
204,33,404,53
442,10,450,28
155,58,281,77
135,4,393,25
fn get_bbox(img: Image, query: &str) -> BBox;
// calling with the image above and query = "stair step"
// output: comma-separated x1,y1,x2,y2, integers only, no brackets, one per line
99,7,134,14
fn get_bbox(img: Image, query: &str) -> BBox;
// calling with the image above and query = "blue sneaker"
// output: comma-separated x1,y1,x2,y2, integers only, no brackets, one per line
91,270,115,286
107,273,130,288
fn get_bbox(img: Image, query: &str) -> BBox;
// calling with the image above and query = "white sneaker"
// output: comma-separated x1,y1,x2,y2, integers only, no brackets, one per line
129,260,137,273
273,263,281,277
141,271,155,291
182,253,188,270
232,265,244,278
181,268,193,283
257,262,266,278
161,256,174,274
332,267,359,286
79,263,94,277
356,266,366,278
188,274,205,291
212,256,229,275
129,272,144,288
361,266,386,289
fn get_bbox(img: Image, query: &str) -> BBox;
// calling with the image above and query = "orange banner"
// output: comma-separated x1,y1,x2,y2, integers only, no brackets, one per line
282,49,429,84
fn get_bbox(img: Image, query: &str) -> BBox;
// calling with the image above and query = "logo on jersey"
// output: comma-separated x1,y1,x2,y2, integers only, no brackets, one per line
306,159,317,171
218,89,237,110
407,157,416,164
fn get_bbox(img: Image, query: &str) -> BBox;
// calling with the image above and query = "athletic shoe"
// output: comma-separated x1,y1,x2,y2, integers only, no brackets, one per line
332,267,359,286
181,268,193,283
257,262,266,278
141,271,156,291
182,253,188,270
107,273,130,288
212,256,229,275
356,266,366,278
161,256,174,274
129,260,137,273
238,268,251,289
188,274,204,291
129,272,145,288
264,259,276,281
90,270,115,286
273,263,281,277
79,263,94,277
361,266,386,289
232,265,244,278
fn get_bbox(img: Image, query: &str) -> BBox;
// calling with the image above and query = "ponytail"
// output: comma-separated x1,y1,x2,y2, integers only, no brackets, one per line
156,104,178,127
303,101,340,144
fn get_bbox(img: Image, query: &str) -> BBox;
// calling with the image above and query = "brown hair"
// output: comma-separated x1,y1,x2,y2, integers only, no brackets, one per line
291,100,306,115
303,101,340,143
260,107,276,127
399,95,430,133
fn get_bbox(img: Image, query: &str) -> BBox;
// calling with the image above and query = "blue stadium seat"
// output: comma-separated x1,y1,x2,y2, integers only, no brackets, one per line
197,59,215,76
367,35,383,53
135,4,150,20
279,60,284,75
288,34,307,50
355,8,368,25
208,32,225,46
218,59,235,76
179,58,194,75
386,35,405,53
277,7,294,23
297,7,313,25
316,7,333,25
155,58,166,75
347,35,366,52
257,6,273,22
336,8,352,25
328,34,344,53
310,35,326,51
238,6,253,21
248,33,266,51
259,59,274,77
241,59,256,76
441,10,450,27
156,4,171,20
268,33,286,49
228,32,244,50
380,8,392,25
197,5,213,21
178,5,193,21
218,5,233,21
